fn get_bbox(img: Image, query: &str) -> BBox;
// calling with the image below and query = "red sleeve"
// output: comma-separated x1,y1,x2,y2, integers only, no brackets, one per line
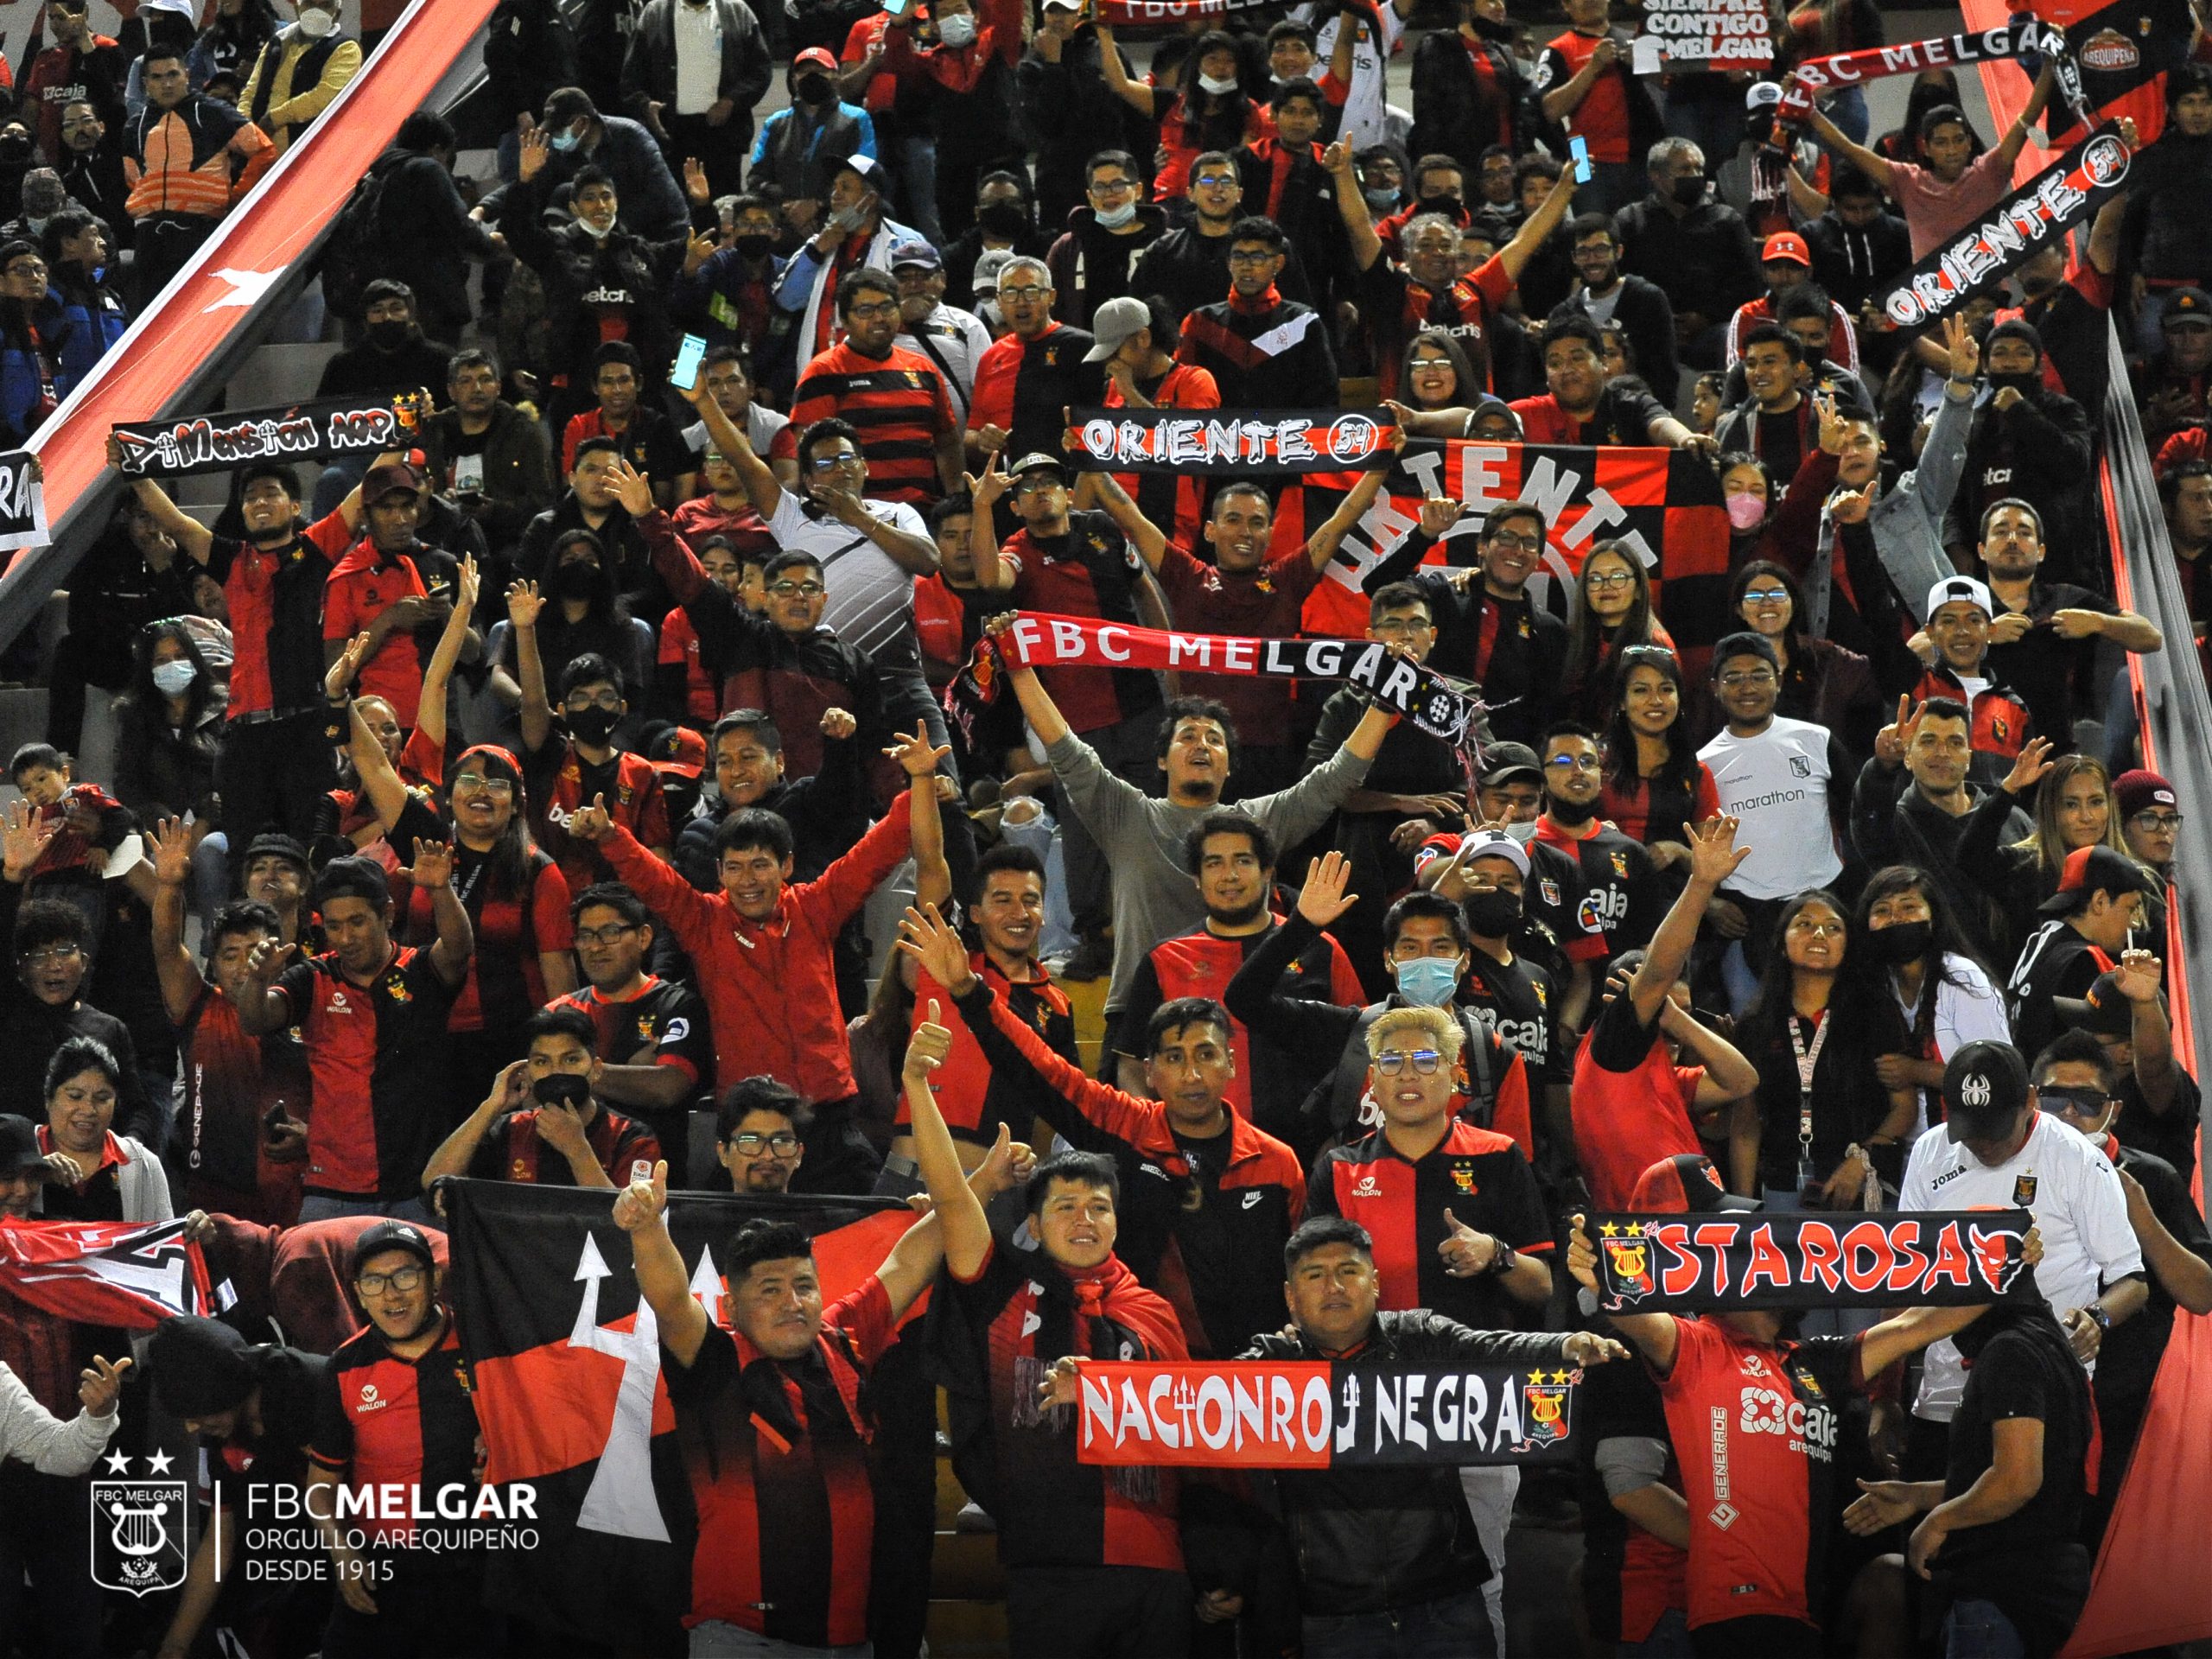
1769,448,1840,576
982,982,1169,1149
1492,1047,1535,1165
1656,1314,1710,1395
304,510,357,563
400,724,442,788
1694,763,1720,823
799,794,914,932
1469,252,1515,318
1324,936,1364,1006
561,415,586,474
639,509,709,602
830,1273,900,1363
1318,67,1350,106
531,858,575,952
629,768,671,850
1672,1063,1707,1107
767,423,798,463
967,339,1017,433
658,607,693,665
600,825,715,948
1175,366,1221,408
323,574,359,641
789,371,836,433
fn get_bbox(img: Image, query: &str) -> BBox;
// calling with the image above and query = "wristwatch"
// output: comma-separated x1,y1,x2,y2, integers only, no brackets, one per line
2087,1303,2113,1335
1485,1243,1520,1279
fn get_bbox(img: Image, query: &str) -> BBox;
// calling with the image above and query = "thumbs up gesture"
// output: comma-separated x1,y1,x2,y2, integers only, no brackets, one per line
1437,1207,1499,1278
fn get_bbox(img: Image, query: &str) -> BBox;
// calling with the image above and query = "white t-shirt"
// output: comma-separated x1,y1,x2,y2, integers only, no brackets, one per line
671,0,722,115
1900,1110,2144,1421
1301,0,1404,150
1696,716,1843,899
766,486,931,674
1889,953,2012,1138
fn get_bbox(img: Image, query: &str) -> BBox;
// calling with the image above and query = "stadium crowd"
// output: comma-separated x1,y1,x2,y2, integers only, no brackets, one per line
1,0,2210,1656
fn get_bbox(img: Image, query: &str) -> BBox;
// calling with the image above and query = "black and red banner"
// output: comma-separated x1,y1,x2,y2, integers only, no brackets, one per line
1778,24,2038,119
110,393,408,480
1590,1211,2037,1313
1877,125,2132,330
0,1215,210,1327
444,1179,918,1649
998,611,1485,742
1066,407,1399,474
1073,1359,1580,1467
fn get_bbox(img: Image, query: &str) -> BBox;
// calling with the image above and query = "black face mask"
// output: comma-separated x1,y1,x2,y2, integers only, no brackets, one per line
366,320,411,351
1416,193,1462,215
1546,794,1599,826
566,704,619,745
1989,370,2040,398
1866,919,1932,964
0,132,33,165
976,200,1030,238
533,1072,591,1111
1464,888,1523,937
734,232,774,260
796,75,834,105
1670,175,1706,207
551,560,600,601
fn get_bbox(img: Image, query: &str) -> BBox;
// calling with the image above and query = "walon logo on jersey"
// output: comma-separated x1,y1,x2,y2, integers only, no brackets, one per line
90,1452,188,1598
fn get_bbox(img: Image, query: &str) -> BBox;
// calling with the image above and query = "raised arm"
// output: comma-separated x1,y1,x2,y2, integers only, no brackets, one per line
610,1160,709,1366
1090,21,1156,115
1629,816,1746,1027
1306,463,1399,573
1323,139,1382,273
963,453,1016,590
143,817,207,1026
895,970,993,1279
982,613,1071,747
343,672,414,835
413,553,480,754
1495,170,1577,286
1567,1213,1679,1373
407,838,474,988
678,376,783,519
1084,469,1168,572
111,433,213,565
1804,99,1894,194
1993,60,2058,173
422,1060,530,1192
507,580,553,754
1541,33,1618,125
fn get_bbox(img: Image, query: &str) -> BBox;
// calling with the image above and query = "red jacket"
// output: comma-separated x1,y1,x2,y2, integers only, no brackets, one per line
597,800,912,1104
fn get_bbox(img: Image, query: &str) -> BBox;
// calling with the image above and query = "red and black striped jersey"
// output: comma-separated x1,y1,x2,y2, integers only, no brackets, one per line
273,948,460,1200
663,1277,896,1645
1657,1318,1866,1631
176,980,309,1203
308,1319,480,1546
467,1106,662,1188
791,340,957,507
1308,1117,1553,1328
549,976,715,1096
903,955,1074,1144
1000,510,1163,734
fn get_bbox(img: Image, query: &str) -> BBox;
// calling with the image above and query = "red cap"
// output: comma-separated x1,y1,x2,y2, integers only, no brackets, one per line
792,46,838,73
1760,232,1812,267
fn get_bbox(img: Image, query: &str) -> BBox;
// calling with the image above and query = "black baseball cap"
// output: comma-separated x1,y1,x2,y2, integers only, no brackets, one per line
242,832,310,876
1629,1153,1758,1214
2037,844,2150,915
1478,741,1544,789
353,1219,438,1276
1009,451,1069,480
0,1114,42,1173
1942,1039,2030,1141
2051,969,2143,1039
2162,286,2211,327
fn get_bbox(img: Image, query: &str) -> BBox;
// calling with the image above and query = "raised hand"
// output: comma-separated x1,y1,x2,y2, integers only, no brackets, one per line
610,1159,670,1232
1295,849,1360,927
0,798,58,880
2110,947,2162,1004
323,630,372,700
683,156,710,205
1814,388,1849,455
518,121,550,184
972,1121,1038,1202
505,578,543,631
1321,138,1352,178
78,1354,130,1418
886,722,952,779
683,227,717,276
1564,1213,1599,1294
410,839,456,890
1684,815,1749,889
244,937,298,989
1942,313,1979,384
895,904,976,995
1417,495,1465,538
1827,484,1872,525
482,1058,531,1116
904,996,956,1086
2000,735,2054,798
968,449,1012,509
818,706,858,741
567,793,615,843
607,457,656,518
454,551,480,619
1560,1332,1630,1369
1873,695,1918,766
146,816,194,887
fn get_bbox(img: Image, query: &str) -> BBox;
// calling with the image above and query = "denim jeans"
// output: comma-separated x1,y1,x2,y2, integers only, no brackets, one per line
1944,1599,2028,1659
1306,1586,1497,1659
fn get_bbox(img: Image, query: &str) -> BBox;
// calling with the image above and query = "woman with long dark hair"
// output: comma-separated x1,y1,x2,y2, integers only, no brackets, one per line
342,668,578,1113
1400,328,1490,416
1565,540,1671,724
1600,645,1719,866
495,528,652,726
1726,559,1883,757
1852,864,2010,1143
1955,743,2156,965
1098,29,1262,201
1734,893,1915,1319
112,620,224,833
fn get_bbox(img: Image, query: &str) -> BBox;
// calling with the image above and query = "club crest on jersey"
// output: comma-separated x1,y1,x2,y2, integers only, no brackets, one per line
1540,878,1561,906
1610,850,1629,878
384,976,411,1004
1519,1370,1573,1447
2012,1173,2037,1207
1450,1162,1477,1194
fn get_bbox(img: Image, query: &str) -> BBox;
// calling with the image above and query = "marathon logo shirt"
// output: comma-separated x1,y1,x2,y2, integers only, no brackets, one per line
1659,1318,1861,1628
1073,1359,1581,1466
1590,1211,2035,1311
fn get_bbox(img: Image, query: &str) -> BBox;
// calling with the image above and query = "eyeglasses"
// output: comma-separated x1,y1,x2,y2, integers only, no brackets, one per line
1193,175,1239,189
769,578,825,597
2037,1086,2110,1115
2132,810,2183,832
805,453,861,472
1718,670,1777,689
1741,587,1789,604
845,299,899,320
1089,178,1137,197
1226,249,1278,266
1584,571,1635,590
728,1131,800,1155
19,943,81,964
1546,753,1602,772
1374,1050,1444,1076
998,285,1049,302
356,1266,426,1295
1371,616,1433,635
565,693,622,714
1486,530,1542,551
451,771,514,796
574,922,639,946
1013,477,1064,497
5,262,46,280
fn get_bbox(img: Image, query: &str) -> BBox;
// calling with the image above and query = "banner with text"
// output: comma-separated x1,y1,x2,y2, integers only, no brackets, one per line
1590,1211,2037,1313
1066,407,1399,474
1877,125,2130,329
0,1215,210,1328
1074,1359,1581,1467
999,612,1484,743
1634,0,1771,73
1777,25,2038,119
0,449,45,551
110,393,406,479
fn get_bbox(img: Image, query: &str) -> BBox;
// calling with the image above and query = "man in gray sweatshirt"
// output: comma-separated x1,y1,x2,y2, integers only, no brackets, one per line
992,623,1391,1019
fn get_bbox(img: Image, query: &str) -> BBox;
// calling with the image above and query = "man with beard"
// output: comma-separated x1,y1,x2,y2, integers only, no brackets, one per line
893,843,1075,1178
423,1007,662,1191
712,1075,811,1194
1534,721,1659,966
316,280,454,406
543,883,713,1180
1557,213,1679,407
54,99,130,245
305,1221,502,1658
24,0,125,166
1110,813,1363,1122
557,340,695,505
149,1314,333,1659
1974,499,2159,755
115,453,382,849
321,461,469,733
1947,320,2092,582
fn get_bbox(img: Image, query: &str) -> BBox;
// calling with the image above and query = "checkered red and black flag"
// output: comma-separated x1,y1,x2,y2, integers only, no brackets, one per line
444,1179,917,1649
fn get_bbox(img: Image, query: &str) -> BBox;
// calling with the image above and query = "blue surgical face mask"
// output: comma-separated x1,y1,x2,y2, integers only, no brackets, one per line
151,659,197,697
1393,956,1461,1007
550,124,582,154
